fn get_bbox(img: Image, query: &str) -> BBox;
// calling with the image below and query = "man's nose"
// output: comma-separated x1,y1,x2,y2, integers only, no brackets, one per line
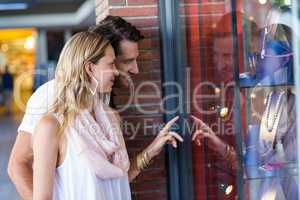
130,61,139,74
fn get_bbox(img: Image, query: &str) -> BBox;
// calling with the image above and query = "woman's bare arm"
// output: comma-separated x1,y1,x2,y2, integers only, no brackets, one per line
32,115,60,200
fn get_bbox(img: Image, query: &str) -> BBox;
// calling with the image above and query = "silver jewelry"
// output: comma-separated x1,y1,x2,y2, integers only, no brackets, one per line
265,91,285,132
259,91,285,158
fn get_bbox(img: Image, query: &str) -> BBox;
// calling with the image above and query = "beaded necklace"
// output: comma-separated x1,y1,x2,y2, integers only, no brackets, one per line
265,91,285,132
259,91,285,158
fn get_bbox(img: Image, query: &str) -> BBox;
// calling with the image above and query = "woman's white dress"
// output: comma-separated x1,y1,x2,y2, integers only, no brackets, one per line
52,134,132,200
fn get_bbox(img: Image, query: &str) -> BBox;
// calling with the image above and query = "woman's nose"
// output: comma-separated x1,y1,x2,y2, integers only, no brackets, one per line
113,64,120,76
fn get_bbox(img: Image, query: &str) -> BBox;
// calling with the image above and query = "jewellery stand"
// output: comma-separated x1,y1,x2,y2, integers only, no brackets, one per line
244,89,298,200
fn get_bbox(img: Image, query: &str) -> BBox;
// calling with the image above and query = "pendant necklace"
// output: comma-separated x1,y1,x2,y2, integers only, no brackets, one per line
265,91,285,132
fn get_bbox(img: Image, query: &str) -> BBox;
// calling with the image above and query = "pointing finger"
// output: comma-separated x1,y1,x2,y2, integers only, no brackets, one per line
161,116,179,132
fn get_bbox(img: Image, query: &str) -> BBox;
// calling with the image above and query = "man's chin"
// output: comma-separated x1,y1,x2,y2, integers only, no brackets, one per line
114,77,130,89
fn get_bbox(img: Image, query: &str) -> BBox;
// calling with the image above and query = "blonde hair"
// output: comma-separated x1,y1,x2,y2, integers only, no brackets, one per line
50,31,110,133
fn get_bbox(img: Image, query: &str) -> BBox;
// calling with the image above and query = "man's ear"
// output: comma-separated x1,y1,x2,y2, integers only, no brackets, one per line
84,61,94,78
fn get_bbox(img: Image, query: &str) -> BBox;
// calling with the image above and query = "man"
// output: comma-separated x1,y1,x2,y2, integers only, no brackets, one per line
8,15,183,199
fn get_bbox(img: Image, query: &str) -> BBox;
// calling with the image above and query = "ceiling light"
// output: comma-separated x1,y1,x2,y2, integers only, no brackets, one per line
258,0,268,5
24,36,35,50
219,183,234,195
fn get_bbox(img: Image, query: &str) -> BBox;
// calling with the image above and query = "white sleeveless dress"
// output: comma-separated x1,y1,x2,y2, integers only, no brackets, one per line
52,121,132,200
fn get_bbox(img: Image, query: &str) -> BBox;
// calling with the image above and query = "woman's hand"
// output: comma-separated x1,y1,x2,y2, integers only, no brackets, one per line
145,116,184,160
190,115,237,170
190,115,226,150
190,115,216,146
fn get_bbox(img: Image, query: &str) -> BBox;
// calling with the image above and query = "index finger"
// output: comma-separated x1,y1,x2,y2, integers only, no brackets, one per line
162,116,179,132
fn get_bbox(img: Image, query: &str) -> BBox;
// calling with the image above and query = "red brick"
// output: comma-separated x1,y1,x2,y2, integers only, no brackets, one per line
137,61,160,72
123,126,161,140
140,28,159,37
181,3,225,15
182,0,200,3
119,104,162,116
136,169,166,181
109,0,126,6
114,95,162,106
113,81,161,95
139,38,160,50
127,17,159,28
127,0,157,6
138,49,160,61
132,191,167,200
131,179,166,192
133,71,161,82
110,6,158,17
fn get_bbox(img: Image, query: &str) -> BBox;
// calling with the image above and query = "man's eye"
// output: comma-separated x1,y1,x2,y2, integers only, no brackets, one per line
124,60,132,64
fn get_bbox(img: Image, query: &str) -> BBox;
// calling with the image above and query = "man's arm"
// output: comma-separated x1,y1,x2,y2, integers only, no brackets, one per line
7,131,33,200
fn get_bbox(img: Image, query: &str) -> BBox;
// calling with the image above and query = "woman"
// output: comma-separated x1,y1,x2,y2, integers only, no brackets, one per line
32,31,183,200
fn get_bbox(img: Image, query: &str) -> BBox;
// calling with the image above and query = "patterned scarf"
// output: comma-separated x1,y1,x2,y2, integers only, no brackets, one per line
66,97,130,179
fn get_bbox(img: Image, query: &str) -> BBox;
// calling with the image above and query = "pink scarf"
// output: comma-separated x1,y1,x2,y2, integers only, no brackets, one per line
66,98,130,179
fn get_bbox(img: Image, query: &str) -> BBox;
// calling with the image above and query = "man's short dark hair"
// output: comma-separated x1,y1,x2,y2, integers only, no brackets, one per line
89,15,144,55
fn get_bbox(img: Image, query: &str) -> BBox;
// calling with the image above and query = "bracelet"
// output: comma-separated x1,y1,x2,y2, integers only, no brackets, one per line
223,144,233,160
136,150,151,171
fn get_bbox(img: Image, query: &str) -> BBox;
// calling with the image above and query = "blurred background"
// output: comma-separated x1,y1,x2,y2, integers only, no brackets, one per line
0,0,95,198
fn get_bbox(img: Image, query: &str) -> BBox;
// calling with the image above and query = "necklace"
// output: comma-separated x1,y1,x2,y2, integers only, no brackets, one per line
265,91,285,132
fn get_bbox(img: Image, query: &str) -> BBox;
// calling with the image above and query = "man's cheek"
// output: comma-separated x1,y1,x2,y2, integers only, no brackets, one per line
114,76,129,88
120,76,129,87
117,63,127,71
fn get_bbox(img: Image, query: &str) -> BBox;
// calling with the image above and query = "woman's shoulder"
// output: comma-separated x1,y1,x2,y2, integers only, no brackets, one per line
39,113,60,126
34,114,61,138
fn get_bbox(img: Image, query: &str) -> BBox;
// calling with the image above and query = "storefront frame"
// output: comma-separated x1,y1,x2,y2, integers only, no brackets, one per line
158,0,194,199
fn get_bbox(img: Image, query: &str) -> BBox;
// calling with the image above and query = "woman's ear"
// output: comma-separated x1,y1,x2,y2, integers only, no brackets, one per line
84,61,94,78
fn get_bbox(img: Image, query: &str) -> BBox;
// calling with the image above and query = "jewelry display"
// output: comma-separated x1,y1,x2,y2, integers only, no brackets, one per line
240,22,294,88
244,89,298,200
264,91,285,132
238,10,298,200
259,91,285,145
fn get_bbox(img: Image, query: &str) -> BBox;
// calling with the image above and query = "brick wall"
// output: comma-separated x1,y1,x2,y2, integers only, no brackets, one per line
95,1,167,200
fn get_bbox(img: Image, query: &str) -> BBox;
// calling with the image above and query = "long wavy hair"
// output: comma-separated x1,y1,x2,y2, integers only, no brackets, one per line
50,31,110,134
